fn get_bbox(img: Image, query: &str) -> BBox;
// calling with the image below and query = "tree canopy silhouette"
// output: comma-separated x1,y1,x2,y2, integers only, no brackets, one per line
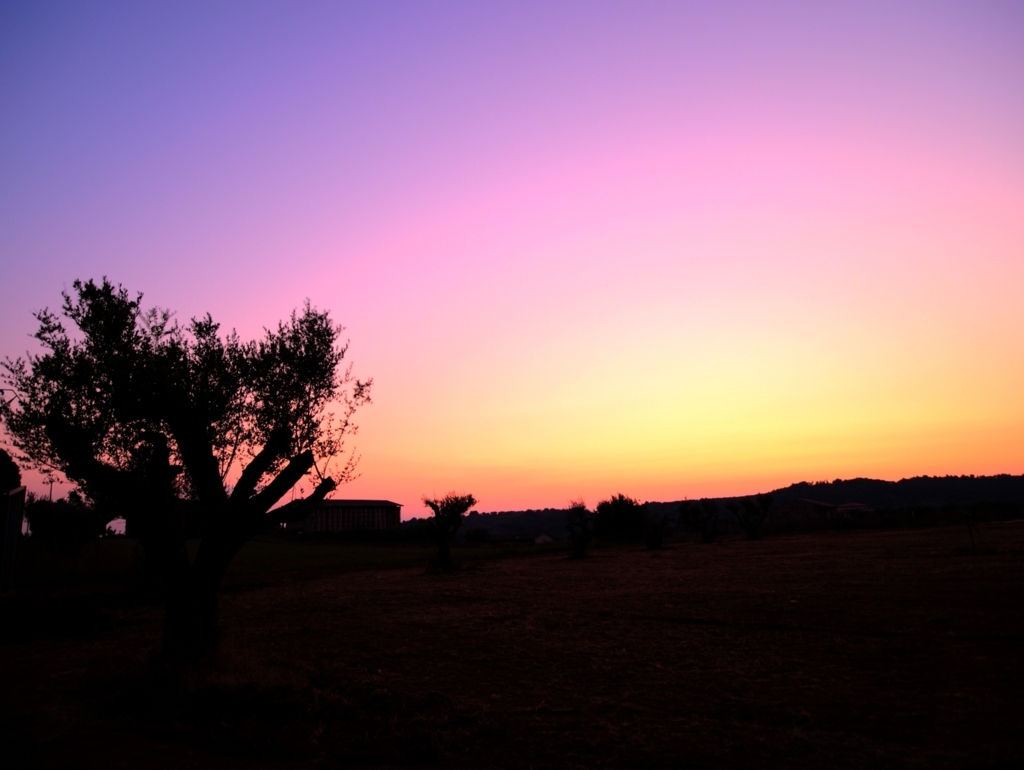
0,279,371,667
594,493,646,544
423,492,476,571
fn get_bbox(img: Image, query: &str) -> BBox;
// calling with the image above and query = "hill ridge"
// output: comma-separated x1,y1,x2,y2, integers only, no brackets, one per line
413,474,1024,540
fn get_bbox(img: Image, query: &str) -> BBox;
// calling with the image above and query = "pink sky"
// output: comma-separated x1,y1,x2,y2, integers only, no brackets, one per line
2,2,1022,516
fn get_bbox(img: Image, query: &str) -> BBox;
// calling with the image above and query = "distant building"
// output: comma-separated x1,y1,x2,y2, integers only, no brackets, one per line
835,502,871,517
287,499,402,533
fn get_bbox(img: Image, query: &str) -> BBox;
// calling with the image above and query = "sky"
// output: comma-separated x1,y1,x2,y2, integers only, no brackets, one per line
2,1,1022,517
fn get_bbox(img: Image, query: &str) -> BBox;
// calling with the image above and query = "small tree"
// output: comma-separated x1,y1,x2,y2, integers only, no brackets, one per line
738,493,773,540
1,279,370,668
679,499,719,543
594,493,646,544
423,493,476,571
564,499,592,559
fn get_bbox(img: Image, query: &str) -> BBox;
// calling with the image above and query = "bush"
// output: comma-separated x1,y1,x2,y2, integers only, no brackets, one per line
464,527,489,544
564,500,593,559
594,494,646,544
25,491,107,557
398,518,436,543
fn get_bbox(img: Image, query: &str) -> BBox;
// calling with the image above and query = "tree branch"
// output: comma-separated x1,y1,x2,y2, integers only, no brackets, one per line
264,477,336,527
170,413,227,505
230,425,290,503
45,415,136,506
246,449,315,515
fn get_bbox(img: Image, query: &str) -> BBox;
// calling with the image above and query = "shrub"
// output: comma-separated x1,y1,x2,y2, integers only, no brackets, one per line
25,491,107,557
594,494,646,544
564,500,592,559
399,517,436,543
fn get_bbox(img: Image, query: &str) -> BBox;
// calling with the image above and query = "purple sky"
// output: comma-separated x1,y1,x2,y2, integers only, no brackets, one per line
2,2,1022,515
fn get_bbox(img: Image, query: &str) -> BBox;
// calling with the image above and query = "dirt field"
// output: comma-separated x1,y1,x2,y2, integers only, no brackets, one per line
3,521,1022,768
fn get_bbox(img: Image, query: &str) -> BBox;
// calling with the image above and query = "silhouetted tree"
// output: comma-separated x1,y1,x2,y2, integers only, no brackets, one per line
0,448,21,493
424,493,476,571
564,499,592,559
680,499,719,543
738,493,773,540
594,493,646,544
1,279,370,668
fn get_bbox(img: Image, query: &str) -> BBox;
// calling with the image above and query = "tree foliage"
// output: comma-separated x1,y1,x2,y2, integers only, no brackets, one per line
0,278,371,665
0,448,20,493
594,493,646,544
564,499,592,559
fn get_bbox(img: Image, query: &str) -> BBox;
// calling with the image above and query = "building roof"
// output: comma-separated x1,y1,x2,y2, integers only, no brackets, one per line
316,499,403,508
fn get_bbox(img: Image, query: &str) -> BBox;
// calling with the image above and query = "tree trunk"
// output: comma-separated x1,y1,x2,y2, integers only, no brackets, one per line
160,535,237,671
435,535,453,571
163,576,220,667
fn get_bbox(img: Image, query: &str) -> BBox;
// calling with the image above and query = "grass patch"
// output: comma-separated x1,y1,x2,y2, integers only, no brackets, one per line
14,537,146,589
14,535,572,591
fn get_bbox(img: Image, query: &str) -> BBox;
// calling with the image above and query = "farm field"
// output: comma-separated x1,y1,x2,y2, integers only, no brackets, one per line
2,521,1022,769
10,534,566,588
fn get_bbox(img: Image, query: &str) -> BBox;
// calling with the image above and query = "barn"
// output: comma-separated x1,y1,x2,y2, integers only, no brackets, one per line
288,499,402,533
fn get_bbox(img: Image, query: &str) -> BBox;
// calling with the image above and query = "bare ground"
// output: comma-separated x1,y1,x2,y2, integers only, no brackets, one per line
2,521,1022,768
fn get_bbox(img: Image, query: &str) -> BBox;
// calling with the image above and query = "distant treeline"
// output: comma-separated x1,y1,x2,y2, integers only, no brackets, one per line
411,474,1024,541
769,474,1024,507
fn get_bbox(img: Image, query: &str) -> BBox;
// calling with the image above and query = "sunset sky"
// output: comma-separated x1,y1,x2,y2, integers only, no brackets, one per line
2,2,1022,516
